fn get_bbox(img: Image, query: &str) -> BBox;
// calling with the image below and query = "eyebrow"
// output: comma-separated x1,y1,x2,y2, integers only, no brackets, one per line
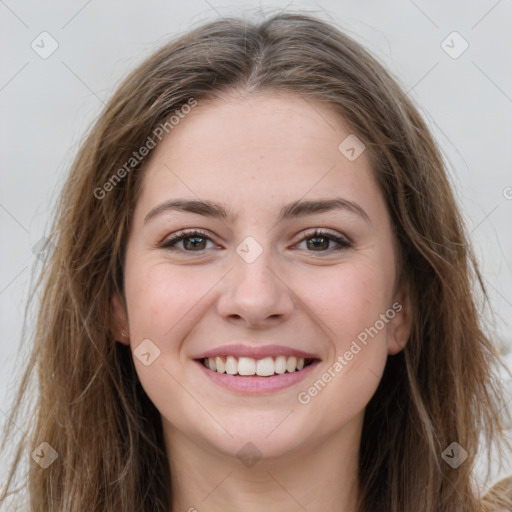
143,197,371,225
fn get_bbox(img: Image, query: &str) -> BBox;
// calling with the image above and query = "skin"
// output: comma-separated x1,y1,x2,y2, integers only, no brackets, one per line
112,91,412,512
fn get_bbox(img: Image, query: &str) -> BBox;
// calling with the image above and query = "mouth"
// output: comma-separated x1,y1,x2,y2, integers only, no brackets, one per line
192,344,321,393
197,355,317,377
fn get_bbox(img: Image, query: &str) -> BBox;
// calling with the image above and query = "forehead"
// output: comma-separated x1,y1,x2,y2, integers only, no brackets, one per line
149,91,357,169
135,91,384,225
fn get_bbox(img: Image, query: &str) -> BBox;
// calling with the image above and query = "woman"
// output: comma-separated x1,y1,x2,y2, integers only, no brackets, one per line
1,11,510,512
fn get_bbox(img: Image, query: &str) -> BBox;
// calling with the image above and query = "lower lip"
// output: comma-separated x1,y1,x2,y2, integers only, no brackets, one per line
195,359,320,394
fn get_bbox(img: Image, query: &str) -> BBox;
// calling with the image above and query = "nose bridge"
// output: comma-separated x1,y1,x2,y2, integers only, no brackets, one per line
216,234,294,325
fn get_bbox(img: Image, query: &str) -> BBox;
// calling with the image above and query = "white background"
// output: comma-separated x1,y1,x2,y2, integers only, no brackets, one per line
1,0,511,492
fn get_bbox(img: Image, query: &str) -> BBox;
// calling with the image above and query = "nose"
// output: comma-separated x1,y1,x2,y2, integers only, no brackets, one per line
216,243,295,329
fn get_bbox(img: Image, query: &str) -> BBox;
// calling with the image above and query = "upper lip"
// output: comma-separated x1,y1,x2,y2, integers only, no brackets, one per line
193,344,320,360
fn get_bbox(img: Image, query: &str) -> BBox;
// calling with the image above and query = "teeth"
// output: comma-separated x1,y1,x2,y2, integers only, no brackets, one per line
256,357,274,376
204,356,308,376
275,355,287,374
286,356,297,373
215,356,225,373
225,356,237,375
238,357,256,375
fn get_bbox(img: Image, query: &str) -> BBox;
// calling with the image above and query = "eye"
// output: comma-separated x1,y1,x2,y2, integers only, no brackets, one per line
159,229,217,252
158,228,352,254
294,229,352,253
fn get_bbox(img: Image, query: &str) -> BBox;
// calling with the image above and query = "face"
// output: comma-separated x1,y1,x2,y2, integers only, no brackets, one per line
112,91,411,460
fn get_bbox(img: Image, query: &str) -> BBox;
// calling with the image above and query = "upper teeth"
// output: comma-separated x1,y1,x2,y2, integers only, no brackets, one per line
204,356,306,376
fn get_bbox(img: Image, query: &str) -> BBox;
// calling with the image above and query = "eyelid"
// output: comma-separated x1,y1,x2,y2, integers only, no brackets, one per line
159,227,352,253
158,228,217,249
294,227,352,246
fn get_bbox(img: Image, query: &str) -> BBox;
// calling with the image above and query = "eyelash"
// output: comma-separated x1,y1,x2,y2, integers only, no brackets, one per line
158,228,352,254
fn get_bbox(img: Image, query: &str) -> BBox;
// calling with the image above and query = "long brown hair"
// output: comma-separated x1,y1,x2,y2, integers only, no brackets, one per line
1,11,510,511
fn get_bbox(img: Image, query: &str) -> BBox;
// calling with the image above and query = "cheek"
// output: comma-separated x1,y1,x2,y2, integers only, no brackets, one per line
293,259,392,387
292,259,392,346
124,258,215,340
122,259,212,422
290,262,393,437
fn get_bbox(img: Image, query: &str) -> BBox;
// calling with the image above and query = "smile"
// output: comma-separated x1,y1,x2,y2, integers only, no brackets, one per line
200,355,315,377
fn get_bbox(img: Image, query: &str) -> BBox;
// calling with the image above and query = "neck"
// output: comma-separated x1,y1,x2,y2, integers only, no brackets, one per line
164,415,362,512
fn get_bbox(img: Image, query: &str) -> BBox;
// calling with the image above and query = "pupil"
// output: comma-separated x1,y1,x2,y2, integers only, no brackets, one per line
308,236,328,250
185,237,205,250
